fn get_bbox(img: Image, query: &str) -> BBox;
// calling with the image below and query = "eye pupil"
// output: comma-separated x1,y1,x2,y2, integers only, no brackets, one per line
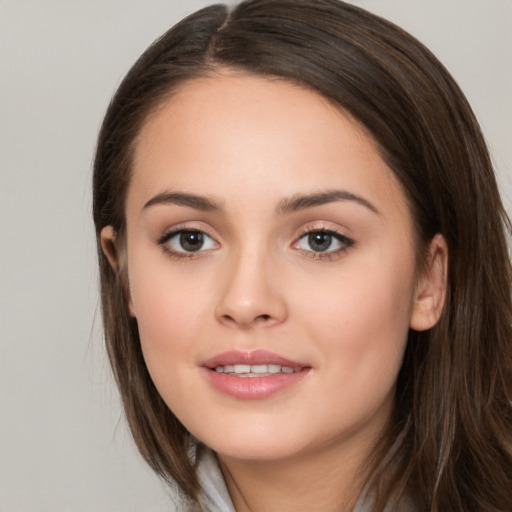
308,232,332,252
180,231,204,251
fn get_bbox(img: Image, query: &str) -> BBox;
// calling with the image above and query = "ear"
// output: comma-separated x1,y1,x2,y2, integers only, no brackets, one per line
100,226,135,316
410,233,448,331
100,225,120,272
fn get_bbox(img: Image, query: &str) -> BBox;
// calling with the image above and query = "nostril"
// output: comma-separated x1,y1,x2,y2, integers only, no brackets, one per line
219,312,275,328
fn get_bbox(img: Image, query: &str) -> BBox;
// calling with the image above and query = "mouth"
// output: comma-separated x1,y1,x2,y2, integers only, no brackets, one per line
212,363,304,377
203,349,309,374
202,350,311,399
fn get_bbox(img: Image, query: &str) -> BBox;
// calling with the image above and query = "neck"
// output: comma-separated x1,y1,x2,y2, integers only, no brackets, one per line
218,434,379,512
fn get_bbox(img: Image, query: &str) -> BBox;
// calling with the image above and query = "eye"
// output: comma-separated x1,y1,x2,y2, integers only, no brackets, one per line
294,229,354,254
159,229,218,255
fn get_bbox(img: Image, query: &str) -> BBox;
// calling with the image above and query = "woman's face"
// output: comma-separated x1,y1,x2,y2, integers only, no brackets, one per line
104,74,444,462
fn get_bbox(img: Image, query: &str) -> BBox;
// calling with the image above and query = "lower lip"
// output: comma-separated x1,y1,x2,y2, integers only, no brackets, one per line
203,368,309,400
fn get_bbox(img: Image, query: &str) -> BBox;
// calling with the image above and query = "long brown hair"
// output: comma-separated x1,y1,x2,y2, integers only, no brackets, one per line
93,1,512,509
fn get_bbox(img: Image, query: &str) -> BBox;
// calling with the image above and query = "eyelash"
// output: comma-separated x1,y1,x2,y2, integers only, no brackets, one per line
293,227,354,261
156,225,354,261
157,225,219,260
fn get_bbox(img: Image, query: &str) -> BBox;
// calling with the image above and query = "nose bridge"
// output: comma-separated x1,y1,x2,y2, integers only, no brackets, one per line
215,241,287,328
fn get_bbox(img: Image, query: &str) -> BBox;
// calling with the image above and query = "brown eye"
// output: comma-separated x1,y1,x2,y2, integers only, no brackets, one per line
295,229,354,254
160,229,218,254
307,232,333,252
179,231,205,252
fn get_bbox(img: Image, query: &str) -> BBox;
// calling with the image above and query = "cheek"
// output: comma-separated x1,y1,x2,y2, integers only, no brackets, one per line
299,254,414,342
295,253,415,393
127,254,210,373
128,269,212,425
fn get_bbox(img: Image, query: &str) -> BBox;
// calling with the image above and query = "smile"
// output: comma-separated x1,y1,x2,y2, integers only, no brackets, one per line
214,364,302,376
202,350,310,399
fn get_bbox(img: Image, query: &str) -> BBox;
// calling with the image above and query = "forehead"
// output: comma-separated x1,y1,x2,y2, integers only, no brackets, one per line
128,73,408,222
133,73,375,167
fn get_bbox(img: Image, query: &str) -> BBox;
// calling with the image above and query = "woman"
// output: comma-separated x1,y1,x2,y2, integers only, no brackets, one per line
93,1,512,510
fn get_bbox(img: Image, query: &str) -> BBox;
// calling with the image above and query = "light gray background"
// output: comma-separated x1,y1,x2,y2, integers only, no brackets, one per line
1,1,510,511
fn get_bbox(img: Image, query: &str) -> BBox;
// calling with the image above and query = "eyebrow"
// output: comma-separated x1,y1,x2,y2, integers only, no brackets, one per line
142,189,379,216
277,190,380,215
143,192,223,212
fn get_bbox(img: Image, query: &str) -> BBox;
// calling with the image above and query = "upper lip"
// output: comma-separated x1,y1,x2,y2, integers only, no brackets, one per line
202,349,308,369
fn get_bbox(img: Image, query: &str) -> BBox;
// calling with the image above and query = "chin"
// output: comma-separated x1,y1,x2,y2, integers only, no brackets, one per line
207,428,349,466
214,440,306,462
194,420,311,462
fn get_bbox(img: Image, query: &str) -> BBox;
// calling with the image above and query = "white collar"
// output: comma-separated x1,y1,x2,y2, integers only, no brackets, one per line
196,450,236,512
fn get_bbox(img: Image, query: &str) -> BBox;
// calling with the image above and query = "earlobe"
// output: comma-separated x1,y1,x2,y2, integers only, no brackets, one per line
100,226,135,316
410,233,448,331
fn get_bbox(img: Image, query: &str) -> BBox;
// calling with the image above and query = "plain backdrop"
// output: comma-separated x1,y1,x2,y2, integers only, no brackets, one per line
0,1,511,511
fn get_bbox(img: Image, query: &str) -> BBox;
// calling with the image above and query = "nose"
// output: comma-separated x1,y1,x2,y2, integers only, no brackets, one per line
215,250,288,329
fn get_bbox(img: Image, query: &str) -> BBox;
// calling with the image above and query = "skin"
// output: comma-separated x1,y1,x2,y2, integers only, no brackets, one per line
102,73,447,512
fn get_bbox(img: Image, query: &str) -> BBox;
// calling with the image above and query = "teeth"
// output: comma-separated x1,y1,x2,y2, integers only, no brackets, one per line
233,364,251,373
214,364,302,376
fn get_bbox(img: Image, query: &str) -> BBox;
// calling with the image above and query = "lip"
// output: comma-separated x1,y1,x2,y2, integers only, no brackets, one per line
202,349,306,369
201,350,311,400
